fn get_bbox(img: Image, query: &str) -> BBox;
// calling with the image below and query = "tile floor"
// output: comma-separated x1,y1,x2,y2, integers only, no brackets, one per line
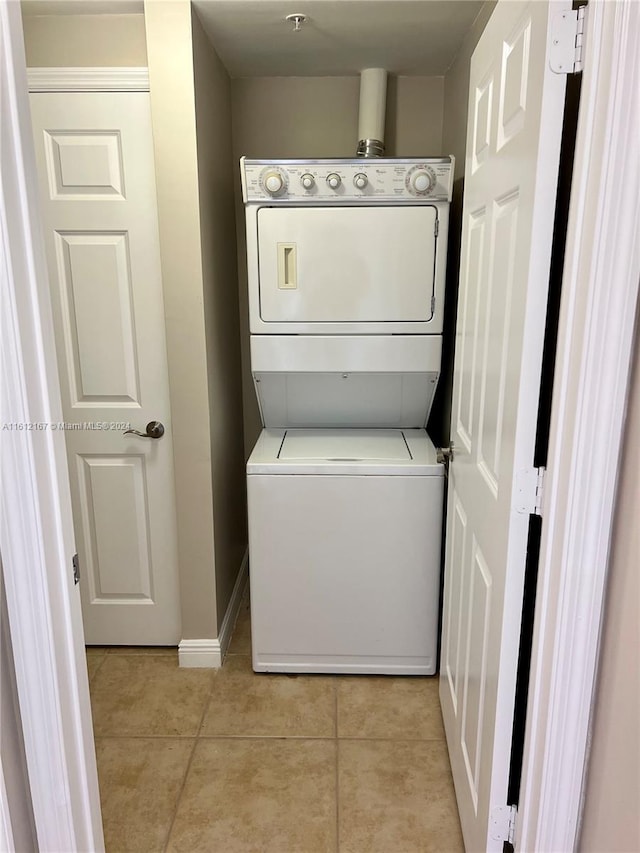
87,586,464,852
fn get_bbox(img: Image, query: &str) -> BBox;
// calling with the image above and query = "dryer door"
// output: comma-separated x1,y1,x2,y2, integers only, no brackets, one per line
257,206,437,325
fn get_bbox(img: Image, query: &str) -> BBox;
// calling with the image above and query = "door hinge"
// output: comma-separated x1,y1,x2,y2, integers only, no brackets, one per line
549,5,588,74
72,553,80,585
490,804,517,846
434,218,439,237
515,466,546,516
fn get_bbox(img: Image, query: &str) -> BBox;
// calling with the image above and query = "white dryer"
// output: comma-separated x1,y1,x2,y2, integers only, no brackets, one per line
241,157,454,674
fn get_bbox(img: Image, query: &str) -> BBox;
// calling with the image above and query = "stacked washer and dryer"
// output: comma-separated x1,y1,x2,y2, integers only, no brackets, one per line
240,74,453,675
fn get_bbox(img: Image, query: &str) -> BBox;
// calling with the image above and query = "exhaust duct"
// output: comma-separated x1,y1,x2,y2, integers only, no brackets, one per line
357,68,388,157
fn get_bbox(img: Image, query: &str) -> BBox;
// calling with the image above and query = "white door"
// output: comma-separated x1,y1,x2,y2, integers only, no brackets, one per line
439,2,569,849
29,92,181,646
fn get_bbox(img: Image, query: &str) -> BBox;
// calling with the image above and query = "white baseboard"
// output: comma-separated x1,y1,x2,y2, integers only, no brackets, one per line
178,549,248,668
217,548,249,658
178,638,221,669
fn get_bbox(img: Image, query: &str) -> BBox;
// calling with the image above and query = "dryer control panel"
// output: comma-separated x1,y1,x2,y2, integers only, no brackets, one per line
241,157,454,203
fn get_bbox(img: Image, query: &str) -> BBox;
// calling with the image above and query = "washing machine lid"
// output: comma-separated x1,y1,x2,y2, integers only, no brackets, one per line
247,429,443,476
280,429,411,462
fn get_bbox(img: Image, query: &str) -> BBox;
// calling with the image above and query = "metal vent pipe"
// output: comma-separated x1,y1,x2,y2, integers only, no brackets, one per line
357,68,388,157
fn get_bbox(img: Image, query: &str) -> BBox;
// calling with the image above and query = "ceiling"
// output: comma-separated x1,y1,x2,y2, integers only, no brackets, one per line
21,0,486,78
193,1,485,77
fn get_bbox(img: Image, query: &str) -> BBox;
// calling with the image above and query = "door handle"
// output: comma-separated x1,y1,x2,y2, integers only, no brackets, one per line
123,420,165,439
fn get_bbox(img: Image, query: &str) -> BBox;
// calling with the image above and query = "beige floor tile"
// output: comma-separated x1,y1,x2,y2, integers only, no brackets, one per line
107,646,178,656
86,653,106,682
227,593,251,654
96,737,193,853
337,675,445,740
201,655,335,738
338,739,464,853
90,655,213,737
167,738,337,853
86,646,110,655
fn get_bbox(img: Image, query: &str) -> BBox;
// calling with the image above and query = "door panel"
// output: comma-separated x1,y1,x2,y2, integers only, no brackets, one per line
55,231,140,403
78,455,153,599
30,92,181,645
257,206,437,322
43,129,125,198
440,2,569,849
441,494,468,714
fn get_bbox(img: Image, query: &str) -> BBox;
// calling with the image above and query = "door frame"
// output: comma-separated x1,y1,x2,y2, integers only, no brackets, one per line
0,1,103,850
1,3,638,853
517,1,640,848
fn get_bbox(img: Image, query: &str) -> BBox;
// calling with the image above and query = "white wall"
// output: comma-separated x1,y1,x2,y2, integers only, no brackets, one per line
231,74,445,455
579,320,640,852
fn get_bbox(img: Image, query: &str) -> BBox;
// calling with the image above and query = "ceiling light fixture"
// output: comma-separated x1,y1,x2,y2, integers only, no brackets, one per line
285,13,307,32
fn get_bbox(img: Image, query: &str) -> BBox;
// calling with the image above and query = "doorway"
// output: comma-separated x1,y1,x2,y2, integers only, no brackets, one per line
22,1,554,849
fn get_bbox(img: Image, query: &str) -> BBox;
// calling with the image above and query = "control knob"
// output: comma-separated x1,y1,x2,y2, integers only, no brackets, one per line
353,173,368,190
301,173,315,190
262,169,286,196
326,172,342,190
407,166,436,196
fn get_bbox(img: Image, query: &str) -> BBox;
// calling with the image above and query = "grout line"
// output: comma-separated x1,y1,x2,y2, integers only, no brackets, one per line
161,736,198,853
193,733,337,741
93,733,203,741
335,735,341,853
335,735,448,744
90,732,446,742
334,677,340,852
95,733,343,741
161,672,214,853
87,653,108,684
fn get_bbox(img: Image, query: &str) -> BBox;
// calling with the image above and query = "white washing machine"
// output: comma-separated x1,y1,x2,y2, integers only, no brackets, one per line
241,157,454,674
248,429,443,674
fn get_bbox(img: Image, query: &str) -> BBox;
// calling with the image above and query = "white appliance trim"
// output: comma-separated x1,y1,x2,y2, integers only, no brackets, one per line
178,550,249,668
517,2,640,850
27,66,150,92
250,334,443,372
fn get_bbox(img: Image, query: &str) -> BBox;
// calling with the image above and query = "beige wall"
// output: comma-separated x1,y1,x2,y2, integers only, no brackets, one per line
231,75,445,455
579,323,640,851
21,12,147,66
191,9,247,627
431,1,495,447
145,0,219,640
